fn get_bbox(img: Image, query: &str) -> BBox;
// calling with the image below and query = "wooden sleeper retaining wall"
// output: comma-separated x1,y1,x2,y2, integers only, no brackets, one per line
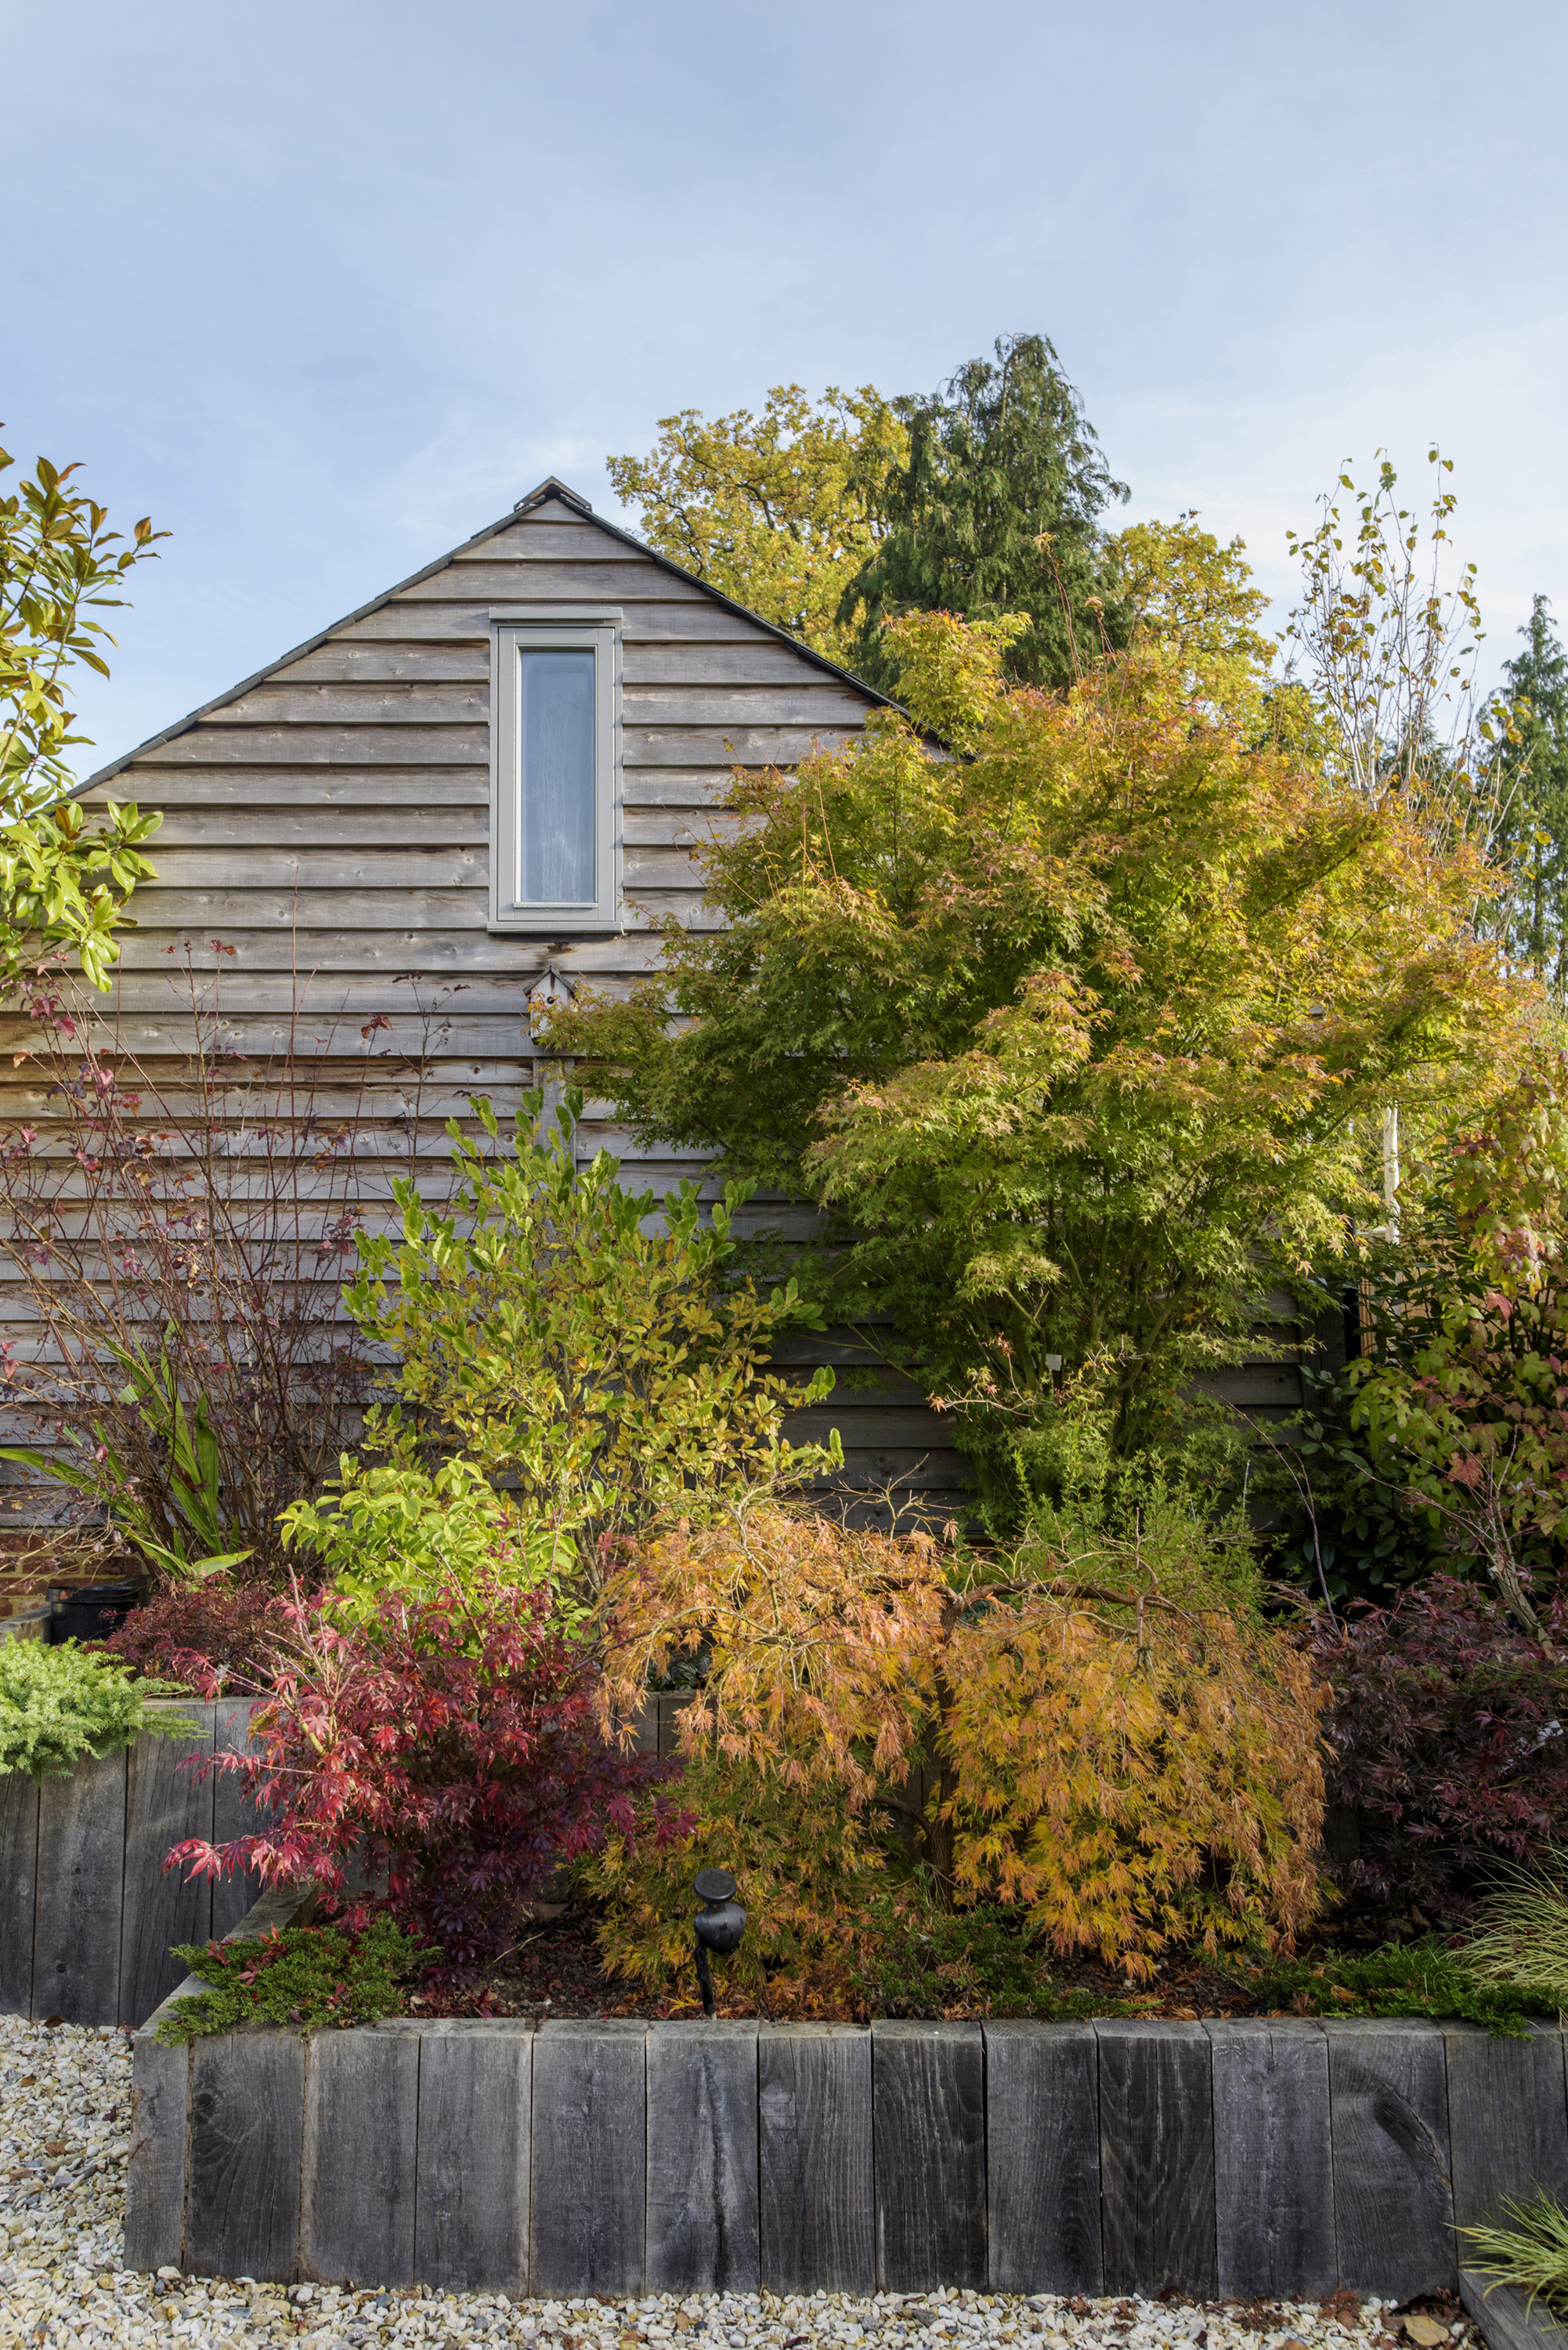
128,1997,1568,2299
0,1699,261,2026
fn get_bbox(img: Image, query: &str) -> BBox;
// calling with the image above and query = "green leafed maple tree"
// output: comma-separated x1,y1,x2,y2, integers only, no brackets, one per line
550,588,1540,1504
0,434,163,991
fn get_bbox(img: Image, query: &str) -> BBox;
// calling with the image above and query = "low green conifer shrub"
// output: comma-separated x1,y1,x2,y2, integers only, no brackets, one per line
154,1915,432,2042
0,1639,189,1777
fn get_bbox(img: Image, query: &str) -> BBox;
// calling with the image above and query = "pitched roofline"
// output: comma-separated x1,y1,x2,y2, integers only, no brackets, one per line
76,479,894,796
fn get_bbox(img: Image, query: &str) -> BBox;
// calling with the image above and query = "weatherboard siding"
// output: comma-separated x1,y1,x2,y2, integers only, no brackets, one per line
0,490,1315,1517
0,491,982,1516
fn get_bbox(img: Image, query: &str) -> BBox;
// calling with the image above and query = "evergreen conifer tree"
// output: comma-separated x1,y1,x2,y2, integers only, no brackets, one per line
1495,596,1568,992
838,332,1129,692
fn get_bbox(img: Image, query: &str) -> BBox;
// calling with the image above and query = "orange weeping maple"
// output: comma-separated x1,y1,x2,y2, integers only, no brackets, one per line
598,1502,1328,1982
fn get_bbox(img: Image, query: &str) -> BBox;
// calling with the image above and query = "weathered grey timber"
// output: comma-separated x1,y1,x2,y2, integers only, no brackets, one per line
1,1699,264,2026
872,2020,985,2292
1445,2023,1568,2229
1325,2020,1454,2297
758,2023,874,2294
529,2021,648,2297
1209,2020,1336,2298
414,2023,532,2294
985,2022,1101,2295
186,2030,307,2280
300,2030,421,2286
1097,2020,1216,2299
211,1696,266,1940
1461,2272,1568,2350
0,1767,38,2013
646,2020,759,2293
124,2034,190,2274
0,479,1321,1539
32,1736,128,2022
119,1703,215,2027
129,2004,1558,2298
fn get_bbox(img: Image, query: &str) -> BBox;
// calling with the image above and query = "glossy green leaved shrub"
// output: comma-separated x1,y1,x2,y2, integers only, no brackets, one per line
155,1915,432,2042
0,1639,189,1777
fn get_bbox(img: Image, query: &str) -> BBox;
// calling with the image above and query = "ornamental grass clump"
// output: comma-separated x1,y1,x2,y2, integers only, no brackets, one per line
596,1499,1328,1988
0,1639,189,1777
1460,2194,1568,2318
1461,1862,1568,2011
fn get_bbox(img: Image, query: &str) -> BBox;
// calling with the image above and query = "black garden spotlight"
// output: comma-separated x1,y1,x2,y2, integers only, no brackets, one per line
692,1867,746,2017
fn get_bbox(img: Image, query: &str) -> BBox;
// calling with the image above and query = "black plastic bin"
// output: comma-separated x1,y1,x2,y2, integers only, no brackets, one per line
48,1580,142,1644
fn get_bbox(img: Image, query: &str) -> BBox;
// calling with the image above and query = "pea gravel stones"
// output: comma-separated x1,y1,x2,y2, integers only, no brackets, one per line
0,2012,1484,2350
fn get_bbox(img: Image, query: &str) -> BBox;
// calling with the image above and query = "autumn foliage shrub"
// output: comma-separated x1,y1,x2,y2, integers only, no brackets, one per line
1316,1576,1568,1919
596,1501,1328,1987
169,1576,671,1989
97,1580,294,1695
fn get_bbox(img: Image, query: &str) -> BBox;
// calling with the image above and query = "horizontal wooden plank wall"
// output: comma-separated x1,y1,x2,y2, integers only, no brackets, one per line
130,2005,1568,2297
0,1699,261,2026
0,489,1318,1524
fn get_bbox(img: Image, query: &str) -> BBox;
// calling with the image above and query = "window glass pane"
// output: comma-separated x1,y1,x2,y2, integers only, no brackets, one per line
518,649,595,903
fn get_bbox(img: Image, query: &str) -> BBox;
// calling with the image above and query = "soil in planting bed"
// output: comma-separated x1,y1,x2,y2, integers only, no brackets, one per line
410,1903,1534,2030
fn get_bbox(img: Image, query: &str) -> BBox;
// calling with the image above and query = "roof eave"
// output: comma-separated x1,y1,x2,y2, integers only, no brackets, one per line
74,484,897,799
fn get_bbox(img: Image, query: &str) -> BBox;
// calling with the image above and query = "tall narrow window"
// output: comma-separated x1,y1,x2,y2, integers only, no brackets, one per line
490,612,621,931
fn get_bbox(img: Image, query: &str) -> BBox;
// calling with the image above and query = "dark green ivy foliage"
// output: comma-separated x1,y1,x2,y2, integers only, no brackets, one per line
840,332,1129,694
1493,595,1568,997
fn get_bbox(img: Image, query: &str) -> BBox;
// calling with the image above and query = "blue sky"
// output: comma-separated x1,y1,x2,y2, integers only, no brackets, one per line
5,0,1565,773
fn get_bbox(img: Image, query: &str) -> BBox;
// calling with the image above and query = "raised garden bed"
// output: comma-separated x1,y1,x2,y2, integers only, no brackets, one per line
128,1890,1568,2301
0,1697,262,2027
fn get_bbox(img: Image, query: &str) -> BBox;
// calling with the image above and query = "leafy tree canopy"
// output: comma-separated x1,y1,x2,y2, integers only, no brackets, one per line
550,599,1538,1498
0,435,163,991
605,384,907,667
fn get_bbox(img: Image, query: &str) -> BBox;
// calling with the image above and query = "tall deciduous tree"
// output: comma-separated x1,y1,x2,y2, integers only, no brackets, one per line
551,604,1537,1497
0,436,163,991
839,332,1129,693
605,385,906,667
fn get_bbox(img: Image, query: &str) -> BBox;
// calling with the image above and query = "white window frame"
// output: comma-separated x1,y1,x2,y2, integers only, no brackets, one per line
488,606,623,933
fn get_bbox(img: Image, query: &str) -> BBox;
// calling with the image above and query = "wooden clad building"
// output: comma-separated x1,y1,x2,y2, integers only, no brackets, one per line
10,477,982,1517
1,478,1309,1528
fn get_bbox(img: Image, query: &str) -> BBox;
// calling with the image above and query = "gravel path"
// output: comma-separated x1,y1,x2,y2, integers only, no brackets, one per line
0,2012,1478,2350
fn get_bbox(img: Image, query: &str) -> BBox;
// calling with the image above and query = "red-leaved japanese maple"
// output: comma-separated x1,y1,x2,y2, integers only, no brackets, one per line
1316,1575,1568,1918
169,1576,674,1985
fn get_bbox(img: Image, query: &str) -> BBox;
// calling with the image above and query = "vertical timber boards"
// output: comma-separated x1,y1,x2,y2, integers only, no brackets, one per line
985,2022,1101,2294
0,1766,39,2014
1443,2024,1568,2231
758,2024,874,2295
34,489,934,1518
121,1703,215,2027
300,2030,421,2286
1208,2022,1336,2299
125,2036,191,2275
414,2022,532,2294
530,2020,648,2296
186,2030,307,2280
1324,2022,1456,2297
872,2021,985,2292
33,1746,128,2024
1097,2022,1216,2299
211,1697,266,1940
646,2021,759,2293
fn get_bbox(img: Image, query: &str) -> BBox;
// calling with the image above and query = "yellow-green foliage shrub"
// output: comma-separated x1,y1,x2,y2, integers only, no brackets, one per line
596,1500,1328,1987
